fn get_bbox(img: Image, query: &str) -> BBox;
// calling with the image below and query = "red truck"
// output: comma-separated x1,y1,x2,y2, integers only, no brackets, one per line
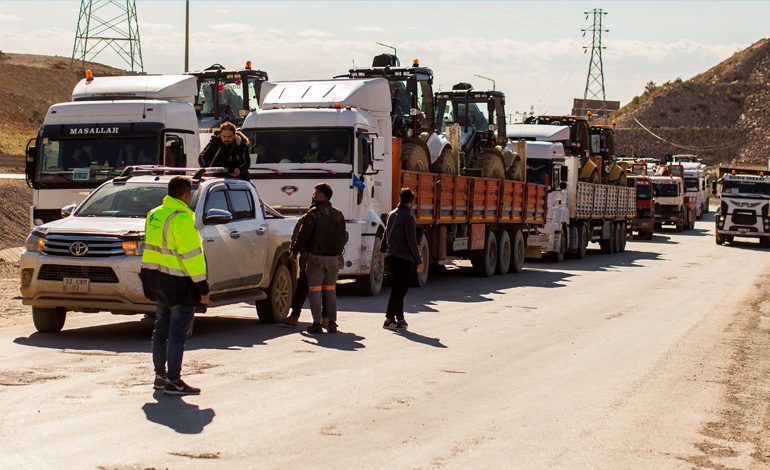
627,175,655,239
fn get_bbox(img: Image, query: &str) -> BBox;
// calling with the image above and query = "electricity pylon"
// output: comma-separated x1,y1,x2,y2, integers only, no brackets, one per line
72,0,144,72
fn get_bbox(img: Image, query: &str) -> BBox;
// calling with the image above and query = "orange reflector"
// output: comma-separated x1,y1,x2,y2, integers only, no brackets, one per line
85,69,94,82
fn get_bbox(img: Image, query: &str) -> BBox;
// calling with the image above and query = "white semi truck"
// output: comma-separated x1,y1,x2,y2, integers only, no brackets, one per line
714,166,770,248
25,74,201,226
508,124,636,260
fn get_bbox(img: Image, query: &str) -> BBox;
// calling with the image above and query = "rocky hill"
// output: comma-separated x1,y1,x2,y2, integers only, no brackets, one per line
612,38,770,166
0,52,125,159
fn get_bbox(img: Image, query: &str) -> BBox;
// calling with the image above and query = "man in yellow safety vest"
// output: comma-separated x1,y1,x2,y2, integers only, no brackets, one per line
141,176,209,396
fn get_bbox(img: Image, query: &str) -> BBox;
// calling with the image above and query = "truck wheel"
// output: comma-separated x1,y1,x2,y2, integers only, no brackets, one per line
256,264,293,323
495,230,511,275
761,238,770,249
430,146,458,175
402,142,430,172
32,307,66,333
618,223,627,252
574,224,588,259
715,234,724,245
546,225,567,262
476,153,505,179
411,236,430,287
675,221,684,232
601,224,616,254
640,230,654,240
511,230,525,273
654,222,662,231
471,231,498,277
356,237,384,296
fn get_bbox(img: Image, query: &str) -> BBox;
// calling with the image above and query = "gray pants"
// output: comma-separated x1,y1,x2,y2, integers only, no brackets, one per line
306,254,341,325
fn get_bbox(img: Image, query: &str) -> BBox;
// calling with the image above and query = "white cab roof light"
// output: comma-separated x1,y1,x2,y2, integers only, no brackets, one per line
72,75,198,102
259,78,391,113
507,124,570,142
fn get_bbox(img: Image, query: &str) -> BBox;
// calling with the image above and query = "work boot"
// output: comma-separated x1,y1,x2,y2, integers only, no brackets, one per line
283,314,300,326
321,314,329,329
326,322,338,333
153,373,169,390
306,323,324,334
164,379,201,396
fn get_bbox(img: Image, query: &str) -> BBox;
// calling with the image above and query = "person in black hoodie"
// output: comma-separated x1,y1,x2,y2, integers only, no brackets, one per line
198,121,250,180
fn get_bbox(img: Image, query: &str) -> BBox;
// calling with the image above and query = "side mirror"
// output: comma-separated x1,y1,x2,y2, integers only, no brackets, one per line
26,145,36,160
204,208,233,224
559,181,568,190
61,204,76,217
560,166,568,183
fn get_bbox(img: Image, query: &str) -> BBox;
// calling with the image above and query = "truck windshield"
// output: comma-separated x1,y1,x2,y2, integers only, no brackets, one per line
438,98,488,134
76,183,196,218
636,184,652,199
245,129,353,166
723,180,770,196
197,78,247,122
684,178,699,192
526,159,550,185
653,182,679,197
37,137,159,184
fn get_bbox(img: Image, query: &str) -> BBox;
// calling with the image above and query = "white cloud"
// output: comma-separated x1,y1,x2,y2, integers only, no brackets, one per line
297,29,332,39
0,13,20,22
139,22,175,33
353,26,385,33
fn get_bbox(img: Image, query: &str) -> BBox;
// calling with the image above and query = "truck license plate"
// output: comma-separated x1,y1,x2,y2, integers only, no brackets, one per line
738,228,749,233
63,277,90,293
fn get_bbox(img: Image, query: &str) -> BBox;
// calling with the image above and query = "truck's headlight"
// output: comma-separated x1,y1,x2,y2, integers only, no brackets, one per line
122,241,143,256
24,232,45,253
20,269,33,287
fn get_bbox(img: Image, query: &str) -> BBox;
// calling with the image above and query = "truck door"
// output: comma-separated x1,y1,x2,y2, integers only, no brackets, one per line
225,184,267,287
199,185,241,291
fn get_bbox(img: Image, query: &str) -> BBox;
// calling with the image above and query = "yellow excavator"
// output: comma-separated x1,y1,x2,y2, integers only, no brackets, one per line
523,114,601,183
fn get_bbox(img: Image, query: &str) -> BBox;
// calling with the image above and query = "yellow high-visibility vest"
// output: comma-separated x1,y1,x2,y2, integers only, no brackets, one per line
141,195,207,283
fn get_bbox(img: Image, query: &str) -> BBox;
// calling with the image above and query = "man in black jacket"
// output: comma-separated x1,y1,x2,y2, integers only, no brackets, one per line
291,182,346,334
198,121,250,180
379,187,424,330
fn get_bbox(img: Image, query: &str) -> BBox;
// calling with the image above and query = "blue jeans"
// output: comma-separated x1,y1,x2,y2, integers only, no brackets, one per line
152,303,194,382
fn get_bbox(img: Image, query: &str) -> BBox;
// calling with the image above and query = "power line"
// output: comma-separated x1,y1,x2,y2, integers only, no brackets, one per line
632,118,743,151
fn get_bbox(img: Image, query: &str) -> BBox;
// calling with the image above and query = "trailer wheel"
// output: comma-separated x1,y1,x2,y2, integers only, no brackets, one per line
32,307,66,333
495,230,511,275
618,223,627,252
511,229,525,273
355,236,384,296
256,263,293,323
601,224,615,254
546,225,567,262
410,236,430,287
402,142,430,172
575,224,588,259
431,146,458,175
471,231,498,277
476,153,505,179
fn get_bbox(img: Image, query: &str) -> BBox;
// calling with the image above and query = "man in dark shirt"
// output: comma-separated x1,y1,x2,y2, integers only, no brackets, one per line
379,187,424,330
291,182,347,334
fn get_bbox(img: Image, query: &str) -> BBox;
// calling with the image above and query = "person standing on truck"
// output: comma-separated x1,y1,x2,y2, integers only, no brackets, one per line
198,121,250,180
141,176,209,396
379,188,424,330
284,203,327,327
291,182,346,334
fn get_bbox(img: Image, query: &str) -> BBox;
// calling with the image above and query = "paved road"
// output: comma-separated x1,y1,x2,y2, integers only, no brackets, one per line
0,214,768,469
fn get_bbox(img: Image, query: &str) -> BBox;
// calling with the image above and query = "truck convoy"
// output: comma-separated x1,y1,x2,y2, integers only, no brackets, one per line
507,122,636,260
714,165,770,248
21,167,298,332
25,74,201,226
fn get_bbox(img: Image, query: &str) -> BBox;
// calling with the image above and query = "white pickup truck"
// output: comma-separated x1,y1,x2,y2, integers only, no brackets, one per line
20,167,297,332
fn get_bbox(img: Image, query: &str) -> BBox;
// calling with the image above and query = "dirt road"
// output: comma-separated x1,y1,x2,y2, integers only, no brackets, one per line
0,216,768,469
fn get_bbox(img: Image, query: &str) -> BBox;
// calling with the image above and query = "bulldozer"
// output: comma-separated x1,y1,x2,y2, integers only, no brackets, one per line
346,54,455,174
523,114,601,183
434,83,524,180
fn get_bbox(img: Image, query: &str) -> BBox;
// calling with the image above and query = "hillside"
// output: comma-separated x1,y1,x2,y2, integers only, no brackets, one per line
0,52,125,161
612,38,770,166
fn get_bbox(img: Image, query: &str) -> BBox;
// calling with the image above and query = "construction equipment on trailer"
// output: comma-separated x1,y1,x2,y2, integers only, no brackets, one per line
522,114,601,183
434,83,525,181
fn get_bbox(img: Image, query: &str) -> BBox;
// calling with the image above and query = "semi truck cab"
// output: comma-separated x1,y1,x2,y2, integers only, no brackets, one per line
715,172,770,247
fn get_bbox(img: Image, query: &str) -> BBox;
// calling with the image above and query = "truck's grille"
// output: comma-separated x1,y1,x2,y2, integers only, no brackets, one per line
43,234,125,257
731,211,757,226
38,265,119,283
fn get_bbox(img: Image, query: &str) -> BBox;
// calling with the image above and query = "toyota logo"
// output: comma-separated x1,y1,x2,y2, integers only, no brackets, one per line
281,185,299,196
69,241,89,256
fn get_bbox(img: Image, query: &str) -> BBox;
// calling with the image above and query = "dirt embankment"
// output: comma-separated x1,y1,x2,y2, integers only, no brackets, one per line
0,180,32,250
0,52,125,159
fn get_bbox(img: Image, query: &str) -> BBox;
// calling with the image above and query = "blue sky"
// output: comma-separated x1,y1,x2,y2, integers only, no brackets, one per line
1,1,766,114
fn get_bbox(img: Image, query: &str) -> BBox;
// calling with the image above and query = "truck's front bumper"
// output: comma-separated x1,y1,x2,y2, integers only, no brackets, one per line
19,252,154,314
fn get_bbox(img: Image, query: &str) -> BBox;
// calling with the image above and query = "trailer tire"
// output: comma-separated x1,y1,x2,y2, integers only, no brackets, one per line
618,223,627,252
495,230,511,275
355,236,384,296
431,146,458,175
410,235,430,287
471,231,498,277
256,263,293,323
402,142,430,172
575,224,588,259
32,307,66,333
546,225,567,262
511,229,525,273
476,152,505,180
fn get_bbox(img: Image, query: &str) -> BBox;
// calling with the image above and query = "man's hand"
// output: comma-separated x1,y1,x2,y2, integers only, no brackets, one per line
416,263,425,273
231,168,241,177
199,294,209,305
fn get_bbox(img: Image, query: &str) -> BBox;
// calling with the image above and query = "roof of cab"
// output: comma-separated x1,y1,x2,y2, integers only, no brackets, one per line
72,75,198,103
508,123,570,142
259,78,391,113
